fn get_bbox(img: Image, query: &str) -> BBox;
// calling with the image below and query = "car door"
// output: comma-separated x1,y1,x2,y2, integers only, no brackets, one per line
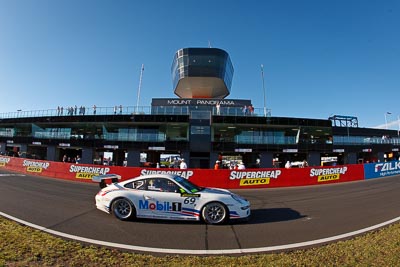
125,178,153,218
143,178,188,220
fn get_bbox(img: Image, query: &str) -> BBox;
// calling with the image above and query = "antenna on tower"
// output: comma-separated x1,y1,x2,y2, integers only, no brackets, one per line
208,40,212,48
136,64,144,114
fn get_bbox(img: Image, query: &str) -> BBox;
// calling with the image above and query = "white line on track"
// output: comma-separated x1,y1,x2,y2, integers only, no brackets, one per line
1,211,399,255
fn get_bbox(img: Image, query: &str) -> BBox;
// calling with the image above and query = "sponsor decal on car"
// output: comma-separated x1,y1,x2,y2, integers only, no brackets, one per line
98,188,123,196
180,193,200,197
309,167,348,182
181,207,200,217
23,160,50,173
139,200,182,211
69,165,110,179
230,170,282,186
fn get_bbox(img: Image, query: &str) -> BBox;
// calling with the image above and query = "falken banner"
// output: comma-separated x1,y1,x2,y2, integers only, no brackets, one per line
364,160,400,179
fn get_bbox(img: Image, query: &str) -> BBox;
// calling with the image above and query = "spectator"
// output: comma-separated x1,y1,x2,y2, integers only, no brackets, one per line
214,160,220,170
248,105,254,115
301,160,308,168
180,159,187,169
216,102,220,115
242,105,248,115
238,162,246,169
93,105,97,115
285,161,292,169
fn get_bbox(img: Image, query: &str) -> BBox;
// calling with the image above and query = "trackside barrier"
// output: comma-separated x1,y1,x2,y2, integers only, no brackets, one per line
3,156,391,189
364,161,400,179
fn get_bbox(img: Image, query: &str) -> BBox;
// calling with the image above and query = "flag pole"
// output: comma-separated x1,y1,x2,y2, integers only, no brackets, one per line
261,64,267,117
398,115,400,137
385,112,392,129
136,64,144,114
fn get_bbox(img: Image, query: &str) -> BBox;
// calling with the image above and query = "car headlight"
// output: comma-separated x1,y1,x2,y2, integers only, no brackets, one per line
241,205,250,210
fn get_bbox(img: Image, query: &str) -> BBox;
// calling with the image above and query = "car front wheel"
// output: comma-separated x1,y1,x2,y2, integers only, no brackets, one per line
111,198,135,220
201,202,228,225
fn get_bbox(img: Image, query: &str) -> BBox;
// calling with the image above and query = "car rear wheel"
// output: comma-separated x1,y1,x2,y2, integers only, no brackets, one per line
111,198,135,220
201,202,228,225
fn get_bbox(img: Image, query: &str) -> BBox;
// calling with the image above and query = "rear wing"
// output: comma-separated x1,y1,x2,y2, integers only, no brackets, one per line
92,174,121,188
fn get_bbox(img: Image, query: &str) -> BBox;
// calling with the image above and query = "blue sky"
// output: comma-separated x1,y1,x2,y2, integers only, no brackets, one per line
0,0,399,129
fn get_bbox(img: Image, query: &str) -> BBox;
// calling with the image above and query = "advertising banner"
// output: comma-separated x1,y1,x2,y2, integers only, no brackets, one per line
364,160,400,179
0,156,365,189
192,165,364,189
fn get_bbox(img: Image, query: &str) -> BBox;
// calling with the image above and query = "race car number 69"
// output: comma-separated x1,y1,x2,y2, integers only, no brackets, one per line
184,197,196,204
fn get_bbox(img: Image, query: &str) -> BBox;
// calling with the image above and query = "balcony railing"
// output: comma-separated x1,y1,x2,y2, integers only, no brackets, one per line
0,106,272,119
333,135,400,145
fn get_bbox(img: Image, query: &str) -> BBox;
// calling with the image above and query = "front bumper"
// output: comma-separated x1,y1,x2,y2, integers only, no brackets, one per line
229,204,251,220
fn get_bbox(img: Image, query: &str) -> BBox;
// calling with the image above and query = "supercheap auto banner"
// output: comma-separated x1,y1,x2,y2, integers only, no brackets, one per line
364,160,400,179
0,156,140,182
0,156,366,189
188,165,365,189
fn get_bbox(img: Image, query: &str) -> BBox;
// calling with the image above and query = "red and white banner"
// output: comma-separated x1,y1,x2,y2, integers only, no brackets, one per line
0,156,365,189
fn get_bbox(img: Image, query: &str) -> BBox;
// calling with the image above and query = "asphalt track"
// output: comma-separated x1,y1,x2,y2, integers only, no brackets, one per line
0,169,399,255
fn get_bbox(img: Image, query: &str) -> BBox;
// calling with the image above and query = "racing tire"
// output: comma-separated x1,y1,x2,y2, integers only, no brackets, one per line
201,202,228,225
111,198,136,221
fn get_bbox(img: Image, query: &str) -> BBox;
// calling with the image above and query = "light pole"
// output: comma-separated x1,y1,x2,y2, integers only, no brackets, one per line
398,115,400,137
136,64,144,114
385,112,392,129
261,64,267,117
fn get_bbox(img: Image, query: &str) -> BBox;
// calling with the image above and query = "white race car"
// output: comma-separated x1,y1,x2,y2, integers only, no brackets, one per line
92,174,250,224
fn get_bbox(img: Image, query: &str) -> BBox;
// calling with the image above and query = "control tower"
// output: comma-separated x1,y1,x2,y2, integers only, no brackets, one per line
171,48,234,99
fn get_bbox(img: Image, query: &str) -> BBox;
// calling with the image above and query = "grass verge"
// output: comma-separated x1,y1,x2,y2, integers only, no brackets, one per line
1,217,400,266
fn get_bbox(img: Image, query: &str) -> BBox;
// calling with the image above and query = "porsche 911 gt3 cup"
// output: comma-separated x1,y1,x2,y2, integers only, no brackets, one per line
92,174,250,224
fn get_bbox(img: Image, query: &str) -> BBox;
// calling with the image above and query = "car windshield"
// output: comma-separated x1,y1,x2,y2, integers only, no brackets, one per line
173,176,202,193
